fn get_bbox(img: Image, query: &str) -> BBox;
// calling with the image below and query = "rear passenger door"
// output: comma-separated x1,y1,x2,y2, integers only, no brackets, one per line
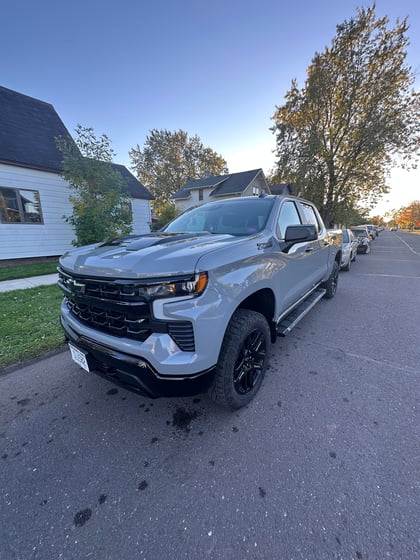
295,201,329,286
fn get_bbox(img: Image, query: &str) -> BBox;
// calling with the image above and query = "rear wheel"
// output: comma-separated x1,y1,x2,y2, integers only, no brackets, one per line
208,309,271,410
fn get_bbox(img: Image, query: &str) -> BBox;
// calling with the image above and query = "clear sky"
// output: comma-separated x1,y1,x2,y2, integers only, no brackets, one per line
1,0,419,216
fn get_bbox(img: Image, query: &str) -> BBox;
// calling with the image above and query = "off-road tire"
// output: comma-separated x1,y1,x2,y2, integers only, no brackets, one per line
208,309,271,410
322,260,339,299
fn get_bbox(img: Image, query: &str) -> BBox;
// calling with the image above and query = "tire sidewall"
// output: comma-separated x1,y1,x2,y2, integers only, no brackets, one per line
211,309,271,409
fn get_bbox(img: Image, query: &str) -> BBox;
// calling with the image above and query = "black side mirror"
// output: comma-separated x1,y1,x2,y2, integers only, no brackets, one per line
284,224,317,243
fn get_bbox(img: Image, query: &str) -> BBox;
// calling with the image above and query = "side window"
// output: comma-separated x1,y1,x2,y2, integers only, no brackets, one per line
276,201,301,239
299,202,320,232
0,187,43,224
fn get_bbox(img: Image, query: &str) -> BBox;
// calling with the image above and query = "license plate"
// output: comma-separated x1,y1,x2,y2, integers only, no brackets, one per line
69,343,90,372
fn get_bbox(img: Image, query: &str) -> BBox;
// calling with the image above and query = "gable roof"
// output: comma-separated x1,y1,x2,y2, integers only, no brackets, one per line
0,85,72,173
0,85,153,200
112,163,154,200
172,168,266,200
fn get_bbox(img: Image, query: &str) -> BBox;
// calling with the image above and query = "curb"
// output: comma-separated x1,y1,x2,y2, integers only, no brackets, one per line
0,344,68,378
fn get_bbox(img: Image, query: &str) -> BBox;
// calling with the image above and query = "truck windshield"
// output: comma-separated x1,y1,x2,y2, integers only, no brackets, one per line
163,198,275,236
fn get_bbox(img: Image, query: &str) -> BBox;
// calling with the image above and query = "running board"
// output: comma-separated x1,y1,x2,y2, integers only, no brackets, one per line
276,288,326,336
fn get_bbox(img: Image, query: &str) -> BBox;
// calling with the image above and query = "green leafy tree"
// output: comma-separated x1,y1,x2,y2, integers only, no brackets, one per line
57,125,133,246
151,201,178,231
271,5,420,226
129,129,228,215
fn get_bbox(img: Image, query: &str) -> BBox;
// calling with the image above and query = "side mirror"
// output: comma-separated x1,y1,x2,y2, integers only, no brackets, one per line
284,224,317,243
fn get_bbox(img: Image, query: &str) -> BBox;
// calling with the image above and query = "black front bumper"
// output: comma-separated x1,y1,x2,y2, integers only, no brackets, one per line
61,319,215,399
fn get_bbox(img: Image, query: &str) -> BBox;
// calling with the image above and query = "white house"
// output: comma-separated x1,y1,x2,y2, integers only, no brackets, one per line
171,168,270,213
0,85,153,261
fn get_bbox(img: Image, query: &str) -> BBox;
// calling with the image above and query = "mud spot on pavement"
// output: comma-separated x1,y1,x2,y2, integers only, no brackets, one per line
138,480,148,491
106,388,118,396
259,487,266,498
171,407,200,434
330,451,337,459
232,426,239,433
17,398,30,406
98,494,107,505
74,508,92,527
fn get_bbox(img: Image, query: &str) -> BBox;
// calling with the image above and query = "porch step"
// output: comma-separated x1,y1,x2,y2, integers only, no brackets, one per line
276,288,326,336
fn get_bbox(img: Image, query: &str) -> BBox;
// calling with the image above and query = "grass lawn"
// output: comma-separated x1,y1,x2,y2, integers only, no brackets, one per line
0,284,65,369
0,261,58,282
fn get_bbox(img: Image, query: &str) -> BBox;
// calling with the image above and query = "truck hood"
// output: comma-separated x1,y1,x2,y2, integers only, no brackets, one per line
59,232,247,278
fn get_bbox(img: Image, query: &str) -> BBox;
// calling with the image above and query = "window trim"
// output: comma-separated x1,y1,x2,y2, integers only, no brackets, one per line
0,186,44,225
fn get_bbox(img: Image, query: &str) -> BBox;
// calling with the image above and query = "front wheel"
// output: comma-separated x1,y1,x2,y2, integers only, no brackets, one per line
322,260,339,299
342,256,351,272
208,309,271,410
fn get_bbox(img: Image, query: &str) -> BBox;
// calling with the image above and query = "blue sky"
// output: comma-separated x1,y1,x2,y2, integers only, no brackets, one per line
1,0,419,215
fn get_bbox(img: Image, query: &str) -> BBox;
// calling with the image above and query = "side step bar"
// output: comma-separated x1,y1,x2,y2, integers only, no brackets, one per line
276,288,326,336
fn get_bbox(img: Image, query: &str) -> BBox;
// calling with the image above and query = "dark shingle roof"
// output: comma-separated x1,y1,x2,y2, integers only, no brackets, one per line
0,85,72,172
112,164,154,200
211,169,263,196
0,86,153,200
172,169,265,200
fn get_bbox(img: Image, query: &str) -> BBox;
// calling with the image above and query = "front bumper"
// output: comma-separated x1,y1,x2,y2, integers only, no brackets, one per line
62,318,215,398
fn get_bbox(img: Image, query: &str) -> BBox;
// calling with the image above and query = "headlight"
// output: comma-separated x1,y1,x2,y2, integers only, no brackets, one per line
143,272,208,299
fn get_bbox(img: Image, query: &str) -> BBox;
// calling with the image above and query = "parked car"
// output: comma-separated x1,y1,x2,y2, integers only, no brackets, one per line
355,223,376,240
350,227,371,254
340,228,358,271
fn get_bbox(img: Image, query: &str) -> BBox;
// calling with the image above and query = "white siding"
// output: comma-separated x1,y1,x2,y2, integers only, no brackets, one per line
174,187,214,213
0,164,152,260
131,199,151,234
0,164,75,260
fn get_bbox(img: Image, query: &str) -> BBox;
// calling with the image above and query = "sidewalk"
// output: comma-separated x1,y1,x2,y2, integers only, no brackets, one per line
0,273,58,293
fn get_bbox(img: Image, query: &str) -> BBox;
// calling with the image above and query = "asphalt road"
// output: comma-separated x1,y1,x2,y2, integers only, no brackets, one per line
1,230,419,560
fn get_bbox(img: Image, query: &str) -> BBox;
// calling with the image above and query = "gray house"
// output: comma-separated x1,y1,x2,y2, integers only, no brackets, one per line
172,168,270,213
0,85,153,261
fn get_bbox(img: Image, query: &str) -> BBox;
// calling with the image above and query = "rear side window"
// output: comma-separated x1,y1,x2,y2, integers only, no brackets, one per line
276,201,302,239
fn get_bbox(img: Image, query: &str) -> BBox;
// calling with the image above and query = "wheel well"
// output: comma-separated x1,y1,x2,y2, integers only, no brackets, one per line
237,288,276,342
335,250,342,264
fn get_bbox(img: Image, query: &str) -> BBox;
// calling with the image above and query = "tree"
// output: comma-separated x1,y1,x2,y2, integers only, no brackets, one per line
129,129,228,214
151,201,179,231
396,200,420,229
57,125,133,246
271,5,420,226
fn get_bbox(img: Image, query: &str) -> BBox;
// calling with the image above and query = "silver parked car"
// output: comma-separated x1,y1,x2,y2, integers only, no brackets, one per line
340,228,358,271
350,227,371,254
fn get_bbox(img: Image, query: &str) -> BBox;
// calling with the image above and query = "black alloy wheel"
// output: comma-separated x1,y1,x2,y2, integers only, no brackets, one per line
233,329,267,395
209,309,271,409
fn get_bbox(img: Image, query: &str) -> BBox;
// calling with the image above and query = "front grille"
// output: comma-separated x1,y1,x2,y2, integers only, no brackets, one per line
58,268,195,351
66,298,151,341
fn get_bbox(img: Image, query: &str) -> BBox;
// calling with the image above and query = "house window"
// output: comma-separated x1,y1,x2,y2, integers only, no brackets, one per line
0,187,43,224
198,188,204,201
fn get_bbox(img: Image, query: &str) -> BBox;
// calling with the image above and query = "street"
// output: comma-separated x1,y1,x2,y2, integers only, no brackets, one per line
1,230,419,560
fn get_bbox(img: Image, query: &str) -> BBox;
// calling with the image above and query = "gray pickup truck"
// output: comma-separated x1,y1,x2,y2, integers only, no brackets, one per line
58,194,341,409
